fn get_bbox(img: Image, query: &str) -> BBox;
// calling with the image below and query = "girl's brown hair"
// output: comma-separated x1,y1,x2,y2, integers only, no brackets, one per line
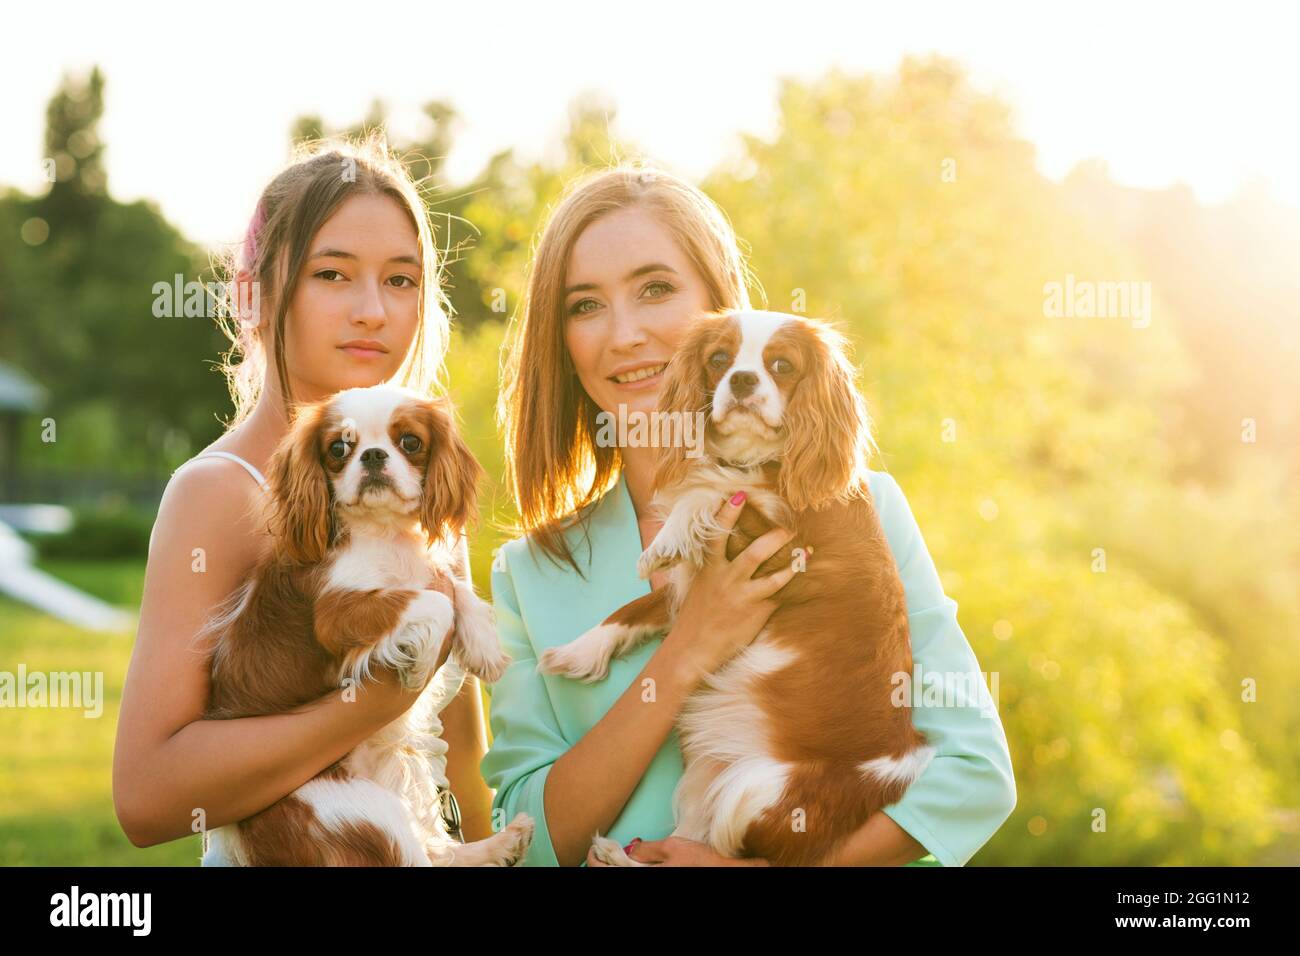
498,163,758,575
215,132,451,425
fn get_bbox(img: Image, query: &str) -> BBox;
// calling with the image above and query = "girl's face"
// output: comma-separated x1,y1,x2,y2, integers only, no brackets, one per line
281,193,422,403
563,204,713,422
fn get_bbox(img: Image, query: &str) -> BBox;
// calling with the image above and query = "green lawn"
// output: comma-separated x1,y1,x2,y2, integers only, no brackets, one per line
0,559,201,865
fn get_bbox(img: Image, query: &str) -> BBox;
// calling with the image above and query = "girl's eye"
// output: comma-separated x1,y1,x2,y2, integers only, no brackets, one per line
568,298,600,316
388,274,418,289
329,439,349,459
399,434,422,454
315,269,345,282
770,358,795,375
642,280,675,299
708,350,731,369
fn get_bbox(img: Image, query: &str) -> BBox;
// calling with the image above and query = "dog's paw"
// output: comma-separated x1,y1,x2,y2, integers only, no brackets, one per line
450,586,510,683
496,813,534,867
338,591,451,690
537,644,606,683
454,591,497,644
589,833,641,867
458,645,512,685
390,591,456,688
537,626,625,683
636,545,679,581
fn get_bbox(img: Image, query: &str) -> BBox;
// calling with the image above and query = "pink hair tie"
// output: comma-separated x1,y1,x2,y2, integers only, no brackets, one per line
242,200,267,271
235,201,267,330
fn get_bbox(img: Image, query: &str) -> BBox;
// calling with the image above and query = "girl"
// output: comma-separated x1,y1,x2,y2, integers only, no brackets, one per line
483,165,1017,866
112,135,496,860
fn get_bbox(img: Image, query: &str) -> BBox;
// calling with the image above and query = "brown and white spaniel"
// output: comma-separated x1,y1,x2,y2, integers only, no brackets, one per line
197,383,533,866
539,310,934,866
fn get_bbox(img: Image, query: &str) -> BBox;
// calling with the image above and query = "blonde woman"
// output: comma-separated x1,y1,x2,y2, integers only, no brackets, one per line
484,165,1016,866
112,136,495,860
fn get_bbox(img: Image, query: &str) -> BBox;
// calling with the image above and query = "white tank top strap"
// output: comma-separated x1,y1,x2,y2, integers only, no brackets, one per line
181,450,270,491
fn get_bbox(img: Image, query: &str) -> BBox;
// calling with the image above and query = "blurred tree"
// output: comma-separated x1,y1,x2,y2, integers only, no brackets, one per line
0,67,228,482
705,55,1284,863
40,66,107,233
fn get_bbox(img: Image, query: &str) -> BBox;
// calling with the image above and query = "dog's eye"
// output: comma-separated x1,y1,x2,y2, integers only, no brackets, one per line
770,358,794,375
328,439,350,460
399,434,422,454
708,350,731,369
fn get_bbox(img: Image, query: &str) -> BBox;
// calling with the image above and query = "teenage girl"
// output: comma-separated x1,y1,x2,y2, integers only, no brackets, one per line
112,136,495,858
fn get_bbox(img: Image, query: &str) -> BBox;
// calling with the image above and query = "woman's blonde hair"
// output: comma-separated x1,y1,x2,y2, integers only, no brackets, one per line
215,132,451,425
498,163,757,575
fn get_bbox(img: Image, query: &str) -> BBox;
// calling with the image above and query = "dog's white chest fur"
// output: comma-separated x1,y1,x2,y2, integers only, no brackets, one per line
327,533,433,592
669,635,800,853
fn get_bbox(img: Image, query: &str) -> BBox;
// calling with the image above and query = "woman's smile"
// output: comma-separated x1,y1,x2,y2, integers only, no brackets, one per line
608,361,668,391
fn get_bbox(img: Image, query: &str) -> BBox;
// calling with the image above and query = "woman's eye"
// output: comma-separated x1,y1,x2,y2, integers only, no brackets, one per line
399,434,422,454
388,274,418,289
314,269,345,282
328,439,349,459
642,280,675,299
708,350,731,369
568,298,600,316
770,358,794,375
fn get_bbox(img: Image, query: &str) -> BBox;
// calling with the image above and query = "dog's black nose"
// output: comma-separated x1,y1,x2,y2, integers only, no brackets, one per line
729,370,759,398
360,447,388,469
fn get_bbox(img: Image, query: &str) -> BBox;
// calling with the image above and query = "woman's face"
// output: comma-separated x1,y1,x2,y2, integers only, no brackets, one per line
281,193,422,403
563,204,713,421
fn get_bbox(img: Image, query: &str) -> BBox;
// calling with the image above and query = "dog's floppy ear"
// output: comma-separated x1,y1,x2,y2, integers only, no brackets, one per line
419,397,484,544
653,312,729,493
778,319,874,511
268,399,334,564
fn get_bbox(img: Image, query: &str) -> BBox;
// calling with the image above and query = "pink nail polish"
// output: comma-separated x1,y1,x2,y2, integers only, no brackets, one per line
730,491,746,506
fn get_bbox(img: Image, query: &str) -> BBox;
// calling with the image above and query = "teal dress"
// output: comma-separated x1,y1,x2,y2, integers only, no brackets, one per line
480,469,1016,866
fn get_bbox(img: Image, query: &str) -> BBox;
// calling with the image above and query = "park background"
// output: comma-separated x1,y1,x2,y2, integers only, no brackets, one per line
1,4,1297,865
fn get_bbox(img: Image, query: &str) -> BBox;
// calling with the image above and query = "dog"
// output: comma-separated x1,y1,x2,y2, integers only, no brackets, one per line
197,383,533,866
539,310,934,866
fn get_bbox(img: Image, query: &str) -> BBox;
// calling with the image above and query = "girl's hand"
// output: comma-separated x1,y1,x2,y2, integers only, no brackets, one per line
665,491,800,682
585,836,770,866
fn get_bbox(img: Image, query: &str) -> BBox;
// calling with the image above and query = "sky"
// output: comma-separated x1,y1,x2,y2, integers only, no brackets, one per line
3,0,1295,248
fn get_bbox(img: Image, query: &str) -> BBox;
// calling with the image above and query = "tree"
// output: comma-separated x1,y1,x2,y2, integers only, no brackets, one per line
1,67,229,480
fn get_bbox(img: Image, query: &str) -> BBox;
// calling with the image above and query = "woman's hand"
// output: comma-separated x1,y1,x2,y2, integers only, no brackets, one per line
586,836,770,867
665,491,800,682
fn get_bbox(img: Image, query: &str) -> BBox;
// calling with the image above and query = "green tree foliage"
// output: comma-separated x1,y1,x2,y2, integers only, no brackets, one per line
1,68,229,479
703,55,1287,863
41,65,107,229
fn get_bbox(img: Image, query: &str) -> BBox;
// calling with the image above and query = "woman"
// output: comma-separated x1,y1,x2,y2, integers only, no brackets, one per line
483,165,1017,866
112,135,496,859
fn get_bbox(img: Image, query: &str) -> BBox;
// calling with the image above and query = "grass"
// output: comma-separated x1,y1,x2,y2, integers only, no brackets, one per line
0,559,201,865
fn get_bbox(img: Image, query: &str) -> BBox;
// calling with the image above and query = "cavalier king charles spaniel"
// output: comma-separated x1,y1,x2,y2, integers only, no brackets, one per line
540,310,934,866
197,383,533,866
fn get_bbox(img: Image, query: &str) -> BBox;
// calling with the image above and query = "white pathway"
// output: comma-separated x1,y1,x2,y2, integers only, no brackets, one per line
0,516,135,633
